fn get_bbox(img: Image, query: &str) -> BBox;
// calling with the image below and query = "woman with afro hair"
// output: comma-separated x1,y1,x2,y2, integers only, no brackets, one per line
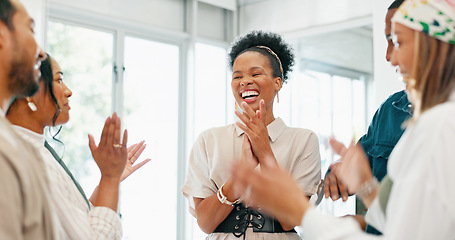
182,30,321,240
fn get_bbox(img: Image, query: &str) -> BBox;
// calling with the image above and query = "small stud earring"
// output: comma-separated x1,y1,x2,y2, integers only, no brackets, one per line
26,97,37,112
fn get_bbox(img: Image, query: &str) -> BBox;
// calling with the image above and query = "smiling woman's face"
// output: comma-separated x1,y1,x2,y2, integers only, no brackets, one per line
231,51,281,112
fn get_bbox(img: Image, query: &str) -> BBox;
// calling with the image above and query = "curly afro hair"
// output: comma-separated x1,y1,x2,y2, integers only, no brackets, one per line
228,30,295,84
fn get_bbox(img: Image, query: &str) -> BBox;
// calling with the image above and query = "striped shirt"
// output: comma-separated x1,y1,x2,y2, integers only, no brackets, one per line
13,126,122,240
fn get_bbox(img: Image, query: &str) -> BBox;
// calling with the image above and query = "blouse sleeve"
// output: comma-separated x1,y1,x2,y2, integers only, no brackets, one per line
181,132,217,217
301,208,381,240
383,113,455,240
291,131,322,195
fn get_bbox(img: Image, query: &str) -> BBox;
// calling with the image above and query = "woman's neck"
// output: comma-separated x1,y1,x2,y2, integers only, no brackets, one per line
265,109,275,126
7,112,45,134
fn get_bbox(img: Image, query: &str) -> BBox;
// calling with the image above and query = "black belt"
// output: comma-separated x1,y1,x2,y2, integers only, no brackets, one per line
214,203,296,239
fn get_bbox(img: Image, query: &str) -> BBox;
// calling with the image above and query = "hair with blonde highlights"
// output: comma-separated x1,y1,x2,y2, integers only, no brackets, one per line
412,31,455,114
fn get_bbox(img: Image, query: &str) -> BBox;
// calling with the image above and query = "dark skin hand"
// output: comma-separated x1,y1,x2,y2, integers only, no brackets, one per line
234,100,299,231
323,138,353,201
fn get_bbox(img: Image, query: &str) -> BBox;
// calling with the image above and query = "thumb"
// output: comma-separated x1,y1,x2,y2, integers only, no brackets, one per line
88,134,97,153
329,137,348,157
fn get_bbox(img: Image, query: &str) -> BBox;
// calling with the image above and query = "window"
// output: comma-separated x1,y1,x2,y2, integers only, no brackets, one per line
285,68,368,217
188,42,229,240
46,20,114,196
47,17,231,240
284,27,372,218
47,20,183,240
121,36,180,240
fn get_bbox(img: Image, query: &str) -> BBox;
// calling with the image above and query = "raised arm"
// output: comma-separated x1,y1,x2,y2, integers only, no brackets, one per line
234,100,298,231
194,135,258,234
87,112,127,211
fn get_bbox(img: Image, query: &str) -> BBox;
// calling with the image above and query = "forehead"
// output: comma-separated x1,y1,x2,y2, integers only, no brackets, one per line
11,0,32,24
392,22,410,35
50,57,61,72
233,51,271,68
385,9,398,32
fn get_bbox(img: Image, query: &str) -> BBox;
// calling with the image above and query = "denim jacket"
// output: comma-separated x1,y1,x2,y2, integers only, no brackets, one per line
358,90,412,182
359,90,412,235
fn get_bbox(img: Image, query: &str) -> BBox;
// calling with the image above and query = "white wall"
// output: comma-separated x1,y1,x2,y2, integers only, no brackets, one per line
48,0,185,32
239,0,372,34
21,0,45,46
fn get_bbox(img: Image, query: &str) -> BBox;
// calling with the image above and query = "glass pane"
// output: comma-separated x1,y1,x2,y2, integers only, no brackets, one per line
290,67,368,217
122,36,179,240
290,71,319,131
332,75,353,144
189,42,228,239
353,79,366,141
193,43,228,137
47,21,113,195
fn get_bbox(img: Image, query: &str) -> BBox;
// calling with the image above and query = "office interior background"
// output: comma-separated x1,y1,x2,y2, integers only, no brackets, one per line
23,0,402,239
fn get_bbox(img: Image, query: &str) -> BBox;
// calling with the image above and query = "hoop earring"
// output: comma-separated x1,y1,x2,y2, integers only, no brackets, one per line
26,97,37,112
276,91,279,104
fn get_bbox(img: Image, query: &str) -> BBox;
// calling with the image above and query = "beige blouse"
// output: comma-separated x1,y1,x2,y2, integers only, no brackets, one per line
182,117,321,240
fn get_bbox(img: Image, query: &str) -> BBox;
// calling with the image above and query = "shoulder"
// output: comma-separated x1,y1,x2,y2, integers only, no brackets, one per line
415,100,455,134
369,90,410,127
382,90,407,104
389,100,455,183
395,100,455,160
193,124,236,145
284,126,318,139
281,126,319,147
197,124,234,138
376,90,407,111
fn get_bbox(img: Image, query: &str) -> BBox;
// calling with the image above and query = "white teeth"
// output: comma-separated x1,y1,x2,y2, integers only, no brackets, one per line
241,91,259,98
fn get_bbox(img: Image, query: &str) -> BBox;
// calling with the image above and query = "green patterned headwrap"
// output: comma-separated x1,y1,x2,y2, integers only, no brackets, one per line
392,0,455,44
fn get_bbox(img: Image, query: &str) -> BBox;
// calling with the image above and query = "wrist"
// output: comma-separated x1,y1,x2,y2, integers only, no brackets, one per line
356,177,379,201
100,175,121,185
257,148,273,159
217,183,239,206
292,195,309,226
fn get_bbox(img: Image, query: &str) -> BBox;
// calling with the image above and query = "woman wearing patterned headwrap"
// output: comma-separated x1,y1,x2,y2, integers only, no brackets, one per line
181,31,321,240
230,1,455,239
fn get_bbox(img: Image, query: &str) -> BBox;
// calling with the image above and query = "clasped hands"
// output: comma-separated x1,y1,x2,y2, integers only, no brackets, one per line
234,100,278,170
230,105,376,227
231,101,307,226
324,138,373,202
